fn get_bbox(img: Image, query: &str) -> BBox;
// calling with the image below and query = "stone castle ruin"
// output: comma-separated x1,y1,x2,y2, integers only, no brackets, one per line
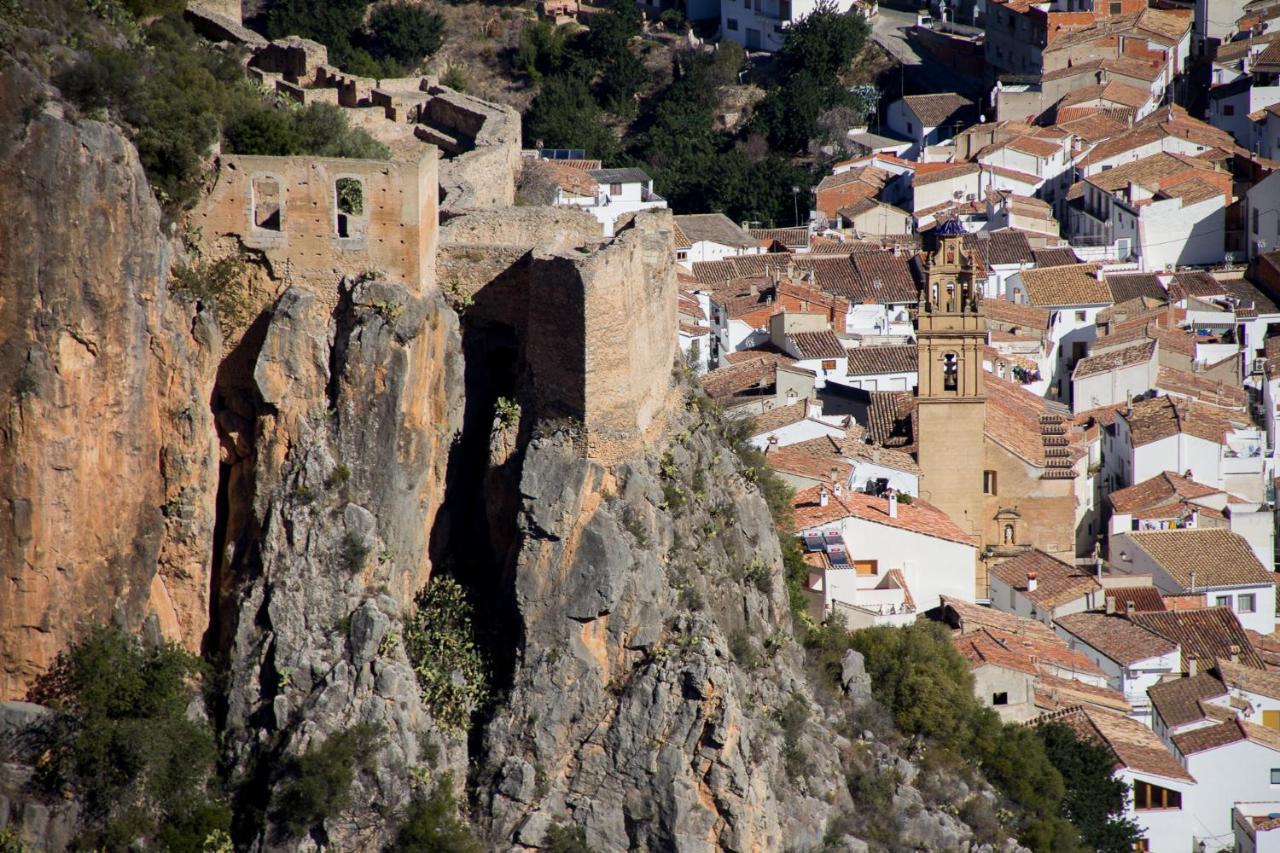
186,3,677,463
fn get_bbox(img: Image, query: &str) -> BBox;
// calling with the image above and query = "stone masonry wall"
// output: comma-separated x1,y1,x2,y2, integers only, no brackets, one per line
192,150,437,300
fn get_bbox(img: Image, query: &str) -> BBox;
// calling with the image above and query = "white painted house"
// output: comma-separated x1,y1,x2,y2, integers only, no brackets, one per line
1071,338,1159,413
1172,718,1280,851
1053,612,1179,724
1007,263,1113,404
987,548,1102,626
1041,706,1196,852
558,168,666,237
1111,528,1277,635
885,93,976,158
672,213,762,267
793,485,978,615
720,0,860,52
1245,170,1280,261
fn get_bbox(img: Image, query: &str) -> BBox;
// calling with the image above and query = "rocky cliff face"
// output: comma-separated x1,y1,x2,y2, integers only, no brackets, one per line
212,280,465,849
477,412,850,851
0,64,221,700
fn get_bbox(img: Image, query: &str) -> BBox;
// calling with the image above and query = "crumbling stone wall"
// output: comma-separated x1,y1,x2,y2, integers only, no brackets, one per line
192,150,437,299
442,208,677,464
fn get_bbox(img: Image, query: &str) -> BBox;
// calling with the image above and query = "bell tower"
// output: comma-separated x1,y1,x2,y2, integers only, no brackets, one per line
915,219,987,560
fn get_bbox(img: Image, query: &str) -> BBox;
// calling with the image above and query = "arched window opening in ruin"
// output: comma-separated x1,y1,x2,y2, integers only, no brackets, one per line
252,176,282,231
335,178,364,238
943,352,958,391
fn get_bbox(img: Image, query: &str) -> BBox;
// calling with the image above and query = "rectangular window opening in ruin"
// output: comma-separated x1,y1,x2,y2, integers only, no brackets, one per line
335,178,365,238
253,176,282,231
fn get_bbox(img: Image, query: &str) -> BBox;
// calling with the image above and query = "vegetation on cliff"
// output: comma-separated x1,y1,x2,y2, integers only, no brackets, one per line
45,3,386,211
28,627,229,851
258,0,445,77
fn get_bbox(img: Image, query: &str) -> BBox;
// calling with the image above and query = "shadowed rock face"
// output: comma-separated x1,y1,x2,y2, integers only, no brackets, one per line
213,280,466,849
0,65,221,700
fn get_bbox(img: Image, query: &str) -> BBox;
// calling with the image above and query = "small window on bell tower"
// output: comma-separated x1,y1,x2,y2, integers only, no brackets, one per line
944,352,958,391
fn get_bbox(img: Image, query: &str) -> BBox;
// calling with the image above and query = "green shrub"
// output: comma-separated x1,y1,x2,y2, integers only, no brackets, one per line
404,577,490,732
28,626,228,851
0,829,25,853
441,65,467,92
545,822,595,853
387,773,482,852
1036,722,1142,852
169,251,251,329
223,102,390,160
341,531,372,571
271,723,383,839
367,1,444,68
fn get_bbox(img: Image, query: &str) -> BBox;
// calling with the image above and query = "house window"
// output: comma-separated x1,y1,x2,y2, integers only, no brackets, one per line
943,352,958,391
992,692,1009,705
1272,768,1280,785
1009,587,1016,608
1135,841,1150,853
1240,594,1257,613
676,250,688,260
983,470,998,495
727,16,738,28
1075,310,1087,322
821,359,837,370
610,182,622,195
780,0,791,16
1265,710,1280,730
907,121,914,134
854,559,878,576
1254,208,1260,233
1108,0,1121,12
1224,104,1235,116
1216,595,1232,608
1134,780,1181,810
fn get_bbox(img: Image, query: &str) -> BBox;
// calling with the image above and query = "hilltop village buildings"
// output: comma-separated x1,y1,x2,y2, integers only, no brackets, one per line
553,0,1280,844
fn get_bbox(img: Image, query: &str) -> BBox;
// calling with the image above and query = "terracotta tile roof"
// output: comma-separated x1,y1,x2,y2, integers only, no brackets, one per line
1085,152,1224,199
699,353,793,398
984,297,1052,330
1057,612,1177,665
1054,109,1130,142
912,162,982,187
989,549,1102,609
984,372,1081,476
954,629,1040,676
865,390,915,449
937,595,1062,640
1040,706,1194,782
1109,471,1222,513
1032,247,1080,267
1121,396,1235,447
1034,675,1132,714
1148,672,1230,727
793,485,977,545
964,231,1035,270
902,92,976,128
1102,585,1168,612
1105,272,1167,303
1060,80,1154,111
1217,657,1280,701
1131,607,1266,670
1171,717,1280,756
1124,528,1273,589
845,344,917,377
1154,367,1248,411
672,214,759,250
691,252,917,305
749,227,808,248
765,439,855,484
750,400,815,437
790,330,845,360
1094,320,1194,358
543,161,599,196
1072,339,1156,379
1019,264,1112,306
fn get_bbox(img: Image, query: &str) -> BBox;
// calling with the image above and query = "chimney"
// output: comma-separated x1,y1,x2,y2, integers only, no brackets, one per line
1126,600,1136,617
819,487,830,508
767,434,779,451
1105,595,1116,615
1188,658,1198,677
887,490,899,518
1026,571,1038,592
1190,571,1197,592
1230,644,1241,664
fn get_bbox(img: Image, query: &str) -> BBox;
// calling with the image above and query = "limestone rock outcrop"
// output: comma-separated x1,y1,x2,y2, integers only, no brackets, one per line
213,279,465,849
0,65,221,700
